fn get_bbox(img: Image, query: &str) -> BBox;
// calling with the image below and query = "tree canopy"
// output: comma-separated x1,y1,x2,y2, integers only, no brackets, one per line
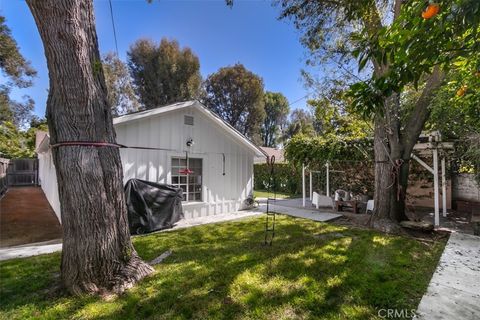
0,14,41,158
283,109,315,140
128,38,202,108
261,91,289,147
0,15,36,88
278,0,480,227
202,63,266,144
103,52,141,116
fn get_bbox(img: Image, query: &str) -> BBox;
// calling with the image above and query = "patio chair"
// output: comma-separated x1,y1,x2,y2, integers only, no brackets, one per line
366,200,374,214
334,189,352,201
312,191,334,209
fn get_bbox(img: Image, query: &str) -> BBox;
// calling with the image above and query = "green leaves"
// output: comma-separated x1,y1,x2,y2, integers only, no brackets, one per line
0,15,37,88
128,38,202,108
347,0,480,118
284,134,373,168
202,63,265,143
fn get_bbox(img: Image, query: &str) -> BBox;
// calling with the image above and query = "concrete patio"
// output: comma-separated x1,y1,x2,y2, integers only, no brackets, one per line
257,197,342,222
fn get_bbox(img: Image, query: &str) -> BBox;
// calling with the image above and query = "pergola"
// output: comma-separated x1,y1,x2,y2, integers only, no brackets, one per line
301,132,453,227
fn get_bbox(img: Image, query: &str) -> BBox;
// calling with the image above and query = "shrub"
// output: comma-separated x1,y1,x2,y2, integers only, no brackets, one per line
254,163,302,195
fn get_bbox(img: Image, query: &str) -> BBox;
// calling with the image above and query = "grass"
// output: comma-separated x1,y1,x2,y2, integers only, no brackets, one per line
0,216,445,320
254,189,295,199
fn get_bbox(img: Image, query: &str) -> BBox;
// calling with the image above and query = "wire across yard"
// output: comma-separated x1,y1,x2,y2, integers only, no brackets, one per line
0,215,445,319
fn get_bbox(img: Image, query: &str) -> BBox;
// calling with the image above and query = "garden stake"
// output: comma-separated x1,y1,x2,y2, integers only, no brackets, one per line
264,155,276,246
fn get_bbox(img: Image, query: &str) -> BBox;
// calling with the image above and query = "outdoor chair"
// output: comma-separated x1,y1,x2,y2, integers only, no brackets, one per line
366,200,374,214
312,191,334,209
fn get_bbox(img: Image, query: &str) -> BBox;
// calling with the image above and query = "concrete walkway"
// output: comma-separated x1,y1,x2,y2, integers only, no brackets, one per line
0,239,62,261
0,200,341,261
415,232,480,320
0,210,263,261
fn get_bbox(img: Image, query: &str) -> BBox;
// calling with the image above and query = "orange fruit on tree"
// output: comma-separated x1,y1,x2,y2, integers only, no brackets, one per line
456,85,467,97
422,3,440,19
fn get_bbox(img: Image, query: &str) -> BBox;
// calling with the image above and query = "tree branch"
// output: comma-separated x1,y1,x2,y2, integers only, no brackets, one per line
401,66,445,157
393,0,403,19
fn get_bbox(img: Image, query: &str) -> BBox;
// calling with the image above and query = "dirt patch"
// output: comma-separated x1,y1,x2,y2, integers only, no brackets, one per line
331,207,473,241
0,187,62,247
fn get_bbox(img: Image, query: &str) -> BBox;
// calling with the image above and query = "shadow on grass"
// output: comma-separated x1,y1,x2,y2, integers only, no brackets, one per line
0,216,445,320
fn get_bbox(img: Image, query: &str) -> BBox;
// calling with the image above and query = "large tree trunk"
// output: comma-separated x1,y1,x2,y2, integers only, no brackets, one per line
371,112,409,233
27,0,153,295
371,68,445,232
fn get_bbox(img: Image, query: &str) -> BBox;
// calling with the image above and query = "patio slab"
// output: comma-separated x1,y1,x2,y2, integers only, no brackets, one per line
415,232,480,320
257,198,342,222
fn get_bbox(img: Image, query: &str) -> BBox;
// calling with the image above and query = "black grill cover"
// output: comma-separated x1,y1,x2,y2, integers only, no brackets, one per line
125,179,184,234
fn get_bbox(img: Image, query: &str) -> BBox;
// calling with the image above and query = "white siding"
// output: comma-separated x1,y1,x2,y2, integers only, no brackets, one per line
115,106,255,218
37,104,257,223
38,151,61,222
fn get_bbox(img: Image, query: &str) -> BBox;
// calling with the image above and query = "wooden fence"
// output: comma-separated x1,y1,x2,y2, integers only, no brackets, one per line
6,158,38,186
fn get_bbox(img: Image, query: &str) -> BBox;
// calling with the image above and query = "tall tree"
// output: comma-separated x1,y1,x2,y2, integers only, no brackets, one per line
284,109,315,140
102,52,141,116
0,14,37,130
0,15,36,88
261,91,289,147
128,38,201,108
278,0,479,231
202,63,266,144
26,0,152,295
308,98,371,139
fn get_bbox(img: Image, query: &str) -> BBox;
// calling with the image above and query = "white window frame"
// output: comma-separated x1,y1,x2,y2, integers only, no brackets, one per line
170,156,203,202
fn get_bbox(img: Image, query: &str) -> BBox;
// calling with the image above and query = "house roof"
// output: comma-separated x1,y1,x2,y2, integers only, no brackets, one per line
113,100,267,157
35,131,50,154
261,147,285,162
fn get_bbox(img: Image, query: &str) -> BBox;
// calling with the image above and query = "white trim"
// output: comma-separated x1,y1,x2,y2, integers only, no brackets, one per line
36,132,50,154
168,152,205,203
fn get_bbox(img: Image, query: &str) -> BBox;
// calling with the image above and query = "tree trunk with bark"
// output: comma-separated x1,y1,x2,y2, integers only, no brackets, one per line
370,68,445,232
27,0,153,295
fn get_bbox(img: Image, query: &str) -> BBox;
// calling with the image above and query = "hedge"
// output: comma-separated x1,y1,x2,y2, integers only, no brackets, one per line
254,163,303,195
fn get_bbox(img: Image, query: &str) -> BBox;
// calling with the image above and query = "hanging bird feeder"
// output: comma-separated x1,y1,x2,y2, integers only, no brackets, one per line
181,142,194,175
179,168,194,175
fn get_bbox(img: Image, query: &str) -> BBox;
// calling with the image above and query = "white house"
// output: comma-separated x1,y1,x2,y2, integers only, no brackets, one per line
37,100,267,222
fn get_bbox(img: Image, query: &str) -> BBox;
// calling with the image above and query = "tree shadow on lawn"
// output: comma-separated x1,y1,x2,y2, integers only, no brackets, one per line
0,216,444,319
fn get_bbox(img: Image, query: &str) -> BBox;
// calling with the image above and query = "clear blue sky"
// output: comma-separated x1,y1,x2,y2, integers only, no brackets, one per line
0,0,313,118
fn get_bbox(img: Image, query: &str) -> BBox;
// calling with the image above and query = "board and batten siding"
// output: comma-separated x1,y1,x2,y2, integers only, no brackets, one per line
114,106,255,219
38,151,62,222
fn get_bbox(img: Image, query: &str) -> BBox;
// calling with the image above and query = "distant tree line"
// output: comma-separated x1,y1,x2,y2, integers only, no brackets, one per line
103,37,295,147
0,15,46,158
105,37,377,148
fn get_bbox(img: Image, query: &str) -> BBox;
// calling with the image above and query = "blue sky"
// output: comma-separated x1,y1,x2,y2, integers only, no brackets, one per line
0,0,313,118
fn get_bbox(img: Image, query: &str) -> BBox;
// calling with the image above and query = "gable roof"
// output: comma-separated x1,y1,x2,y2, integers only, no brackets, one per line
113,100,267,158
35,131,50,154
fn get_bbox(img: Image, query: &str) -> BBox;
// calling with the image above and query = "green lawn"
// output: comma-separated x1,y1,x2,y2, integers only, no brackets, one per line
0,216,444,320
254,189,295,199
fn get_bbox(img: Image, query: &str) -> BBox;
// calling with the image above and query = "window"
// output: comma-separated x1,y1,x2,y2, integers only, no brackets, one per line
171,157,202,201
